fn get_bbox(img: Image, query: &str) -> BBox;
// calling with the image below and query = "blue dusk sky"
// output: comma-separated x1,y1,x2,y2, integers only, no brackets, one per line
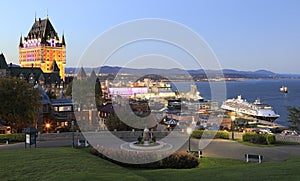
0,0,300,74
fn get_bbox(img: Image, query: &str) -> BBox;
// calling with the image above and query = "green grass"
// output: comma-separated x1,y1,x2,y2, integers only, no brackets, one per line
1,147,300,180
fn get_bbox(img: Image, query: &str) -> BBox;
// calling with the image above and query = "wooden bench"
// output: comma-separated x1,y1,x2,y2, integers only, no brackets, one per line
245,154,263,163
187,150,203,158
0,138,9,144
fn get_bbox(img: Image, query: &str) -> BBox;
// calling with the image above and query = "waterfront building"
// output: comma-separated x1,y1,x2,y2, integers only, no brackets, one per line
19,15,66,81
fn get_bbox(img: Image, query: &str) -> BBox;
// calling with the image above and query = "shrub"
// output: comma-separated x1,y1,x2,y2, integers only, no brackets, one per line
265,134,276,144
191,130,229,139
215,131,230,139
242,132,276,145
0,133,25,142
191,130,204,139
162,151,199,169
90,147,199,169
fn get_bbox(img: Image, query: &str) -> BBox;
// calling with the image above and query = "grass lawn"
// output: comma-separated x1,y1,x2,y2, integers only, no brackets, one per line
0,147,300,180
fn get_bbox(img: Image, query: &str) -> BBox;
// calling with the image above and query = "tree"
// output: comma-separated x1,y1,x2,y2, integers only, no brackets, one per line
105,106,157,131
0,78,41,132
106,112,135,131
287,106,300,130
94,78,103,109
65,81,72,97
67,78,103,110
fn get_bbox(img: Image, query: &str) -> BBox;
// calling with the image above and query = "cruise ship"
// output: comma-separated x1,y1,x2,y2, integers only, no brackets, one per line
221,95,280,122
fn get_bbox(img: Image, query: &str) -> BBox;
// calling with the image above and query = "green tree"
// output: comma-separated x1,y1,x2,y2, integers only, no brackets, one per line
68,79,103,110
106,113,135,131
94,78,103,109
105,106,157,131
287,106,300,130
0,78,41,132
65,81,72,97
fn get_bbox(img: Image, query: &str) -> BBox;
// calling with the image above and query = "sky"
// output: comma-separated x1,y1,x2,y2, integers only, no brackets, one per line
1,0,300,73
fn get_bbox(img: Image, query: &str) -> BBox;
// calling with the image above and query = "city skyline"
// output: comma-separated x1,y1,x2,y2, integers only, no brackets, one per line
1,0,300,74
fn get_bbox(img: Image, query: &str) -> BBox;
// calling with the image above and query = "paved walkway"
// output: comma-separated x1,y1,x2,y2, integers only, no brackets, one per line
2,138,300,162
183,139,300,162
0,139,72,150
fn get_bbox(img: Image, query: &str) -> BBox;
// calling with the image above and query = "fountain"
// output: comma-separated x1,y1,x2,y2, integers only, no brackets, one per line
120,128,173,151
142,128,150,145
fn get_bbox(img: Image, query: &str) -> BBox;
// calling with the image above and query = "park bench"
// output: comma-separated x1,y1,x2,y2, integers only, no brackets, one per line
0,138,9,144
187,150,203,158
245,154,263,163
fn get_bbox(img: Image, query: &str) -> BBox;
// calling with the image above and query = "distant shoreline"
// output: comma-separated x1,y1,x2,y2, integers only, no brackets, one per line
155,78,300,83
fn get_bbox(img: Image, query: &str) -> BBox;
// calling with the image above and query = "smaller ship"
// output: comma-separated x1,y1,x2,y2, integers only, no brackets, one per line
280,86,288,93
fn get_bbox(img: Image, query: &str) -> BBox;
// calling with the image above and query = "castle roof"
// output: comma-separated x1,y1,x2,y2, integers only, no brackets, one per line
0,53,8,69
77,67,87,80
53,61,60,72
26,17,59,42
21,17,65,48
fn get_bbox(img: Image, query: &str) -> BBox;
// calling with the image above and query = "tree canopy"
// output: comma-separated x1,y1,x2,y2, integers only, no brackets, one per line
66,78,103,110
0,78,41,132
287,106,300,130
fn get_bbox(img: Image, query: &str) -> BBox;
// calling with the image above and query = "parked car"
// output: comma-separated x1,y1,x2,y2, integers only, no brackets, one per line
281,130,298,136
259,129,274,134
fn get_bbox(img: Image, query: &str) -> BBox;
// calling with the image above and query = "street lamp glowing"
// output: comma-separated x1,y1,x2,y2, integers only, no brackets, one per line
45,123,51,134
187,127,192,152
230,115,236,140
187,127,192,135
231,115,236,122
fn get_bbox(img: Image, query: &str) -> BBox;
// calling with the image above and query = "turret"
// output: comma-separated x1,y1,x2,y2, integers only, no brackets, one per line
62,33,66,46
19,34,23,47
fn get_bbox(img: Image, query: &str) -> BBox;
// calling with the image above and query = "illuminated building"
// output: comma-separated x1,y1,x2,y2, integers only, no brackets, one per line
19,15,66,81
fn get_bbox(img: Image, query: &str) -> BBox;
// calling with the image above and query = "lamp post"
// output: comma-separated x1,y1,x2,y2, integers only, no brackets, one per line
45,123,50,134
72,120,75,148
187,127,192,152
231,115,235,140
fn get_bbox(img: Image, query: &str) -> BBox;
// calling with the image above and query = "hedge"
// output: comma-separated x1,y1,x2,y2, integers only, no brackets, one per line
191,130,229,139
242,132,276,145
0,133,25,142
90,147,199,169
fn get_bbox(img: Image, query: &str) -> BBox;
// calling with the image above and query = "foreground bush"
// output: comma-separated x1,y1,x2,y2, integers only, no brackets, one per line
0,133,25,142
90,147,199,169
191,130,229,139
242,132,276,145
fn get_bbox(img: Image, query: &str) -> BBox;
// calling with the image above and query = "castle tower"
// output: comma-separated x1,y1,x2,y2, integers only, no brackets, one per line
19,15,66,81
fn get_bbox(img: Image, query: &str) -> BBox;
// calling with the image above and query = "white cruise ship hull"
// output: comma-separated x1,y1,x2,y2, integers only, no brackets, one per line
221,95,280,122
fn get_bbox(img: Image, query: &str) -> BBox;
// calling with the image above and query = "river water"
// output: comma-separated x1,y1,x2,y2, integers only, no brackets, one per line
172,79,300,126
